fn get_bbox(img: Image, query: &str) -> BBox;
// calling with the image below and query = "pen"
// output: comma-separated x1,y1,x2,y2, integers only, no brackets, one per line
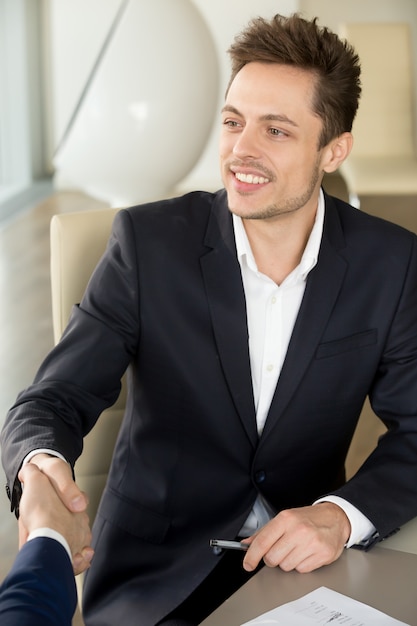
209,539,249,551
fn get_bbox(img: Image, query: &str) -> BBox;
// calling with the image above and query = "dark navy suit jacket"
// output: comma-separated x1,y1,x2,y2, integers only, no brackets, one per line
0,537,76,625
3,190,417,624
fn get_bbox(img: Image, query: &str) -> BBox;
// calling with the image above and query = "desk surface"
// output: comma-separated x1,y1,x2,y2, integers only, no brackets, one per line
201,546,417,625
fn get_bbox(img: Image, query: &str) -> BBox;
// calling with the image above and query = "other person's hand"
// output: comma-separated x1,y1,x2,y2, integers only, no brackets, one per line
242,502,350,573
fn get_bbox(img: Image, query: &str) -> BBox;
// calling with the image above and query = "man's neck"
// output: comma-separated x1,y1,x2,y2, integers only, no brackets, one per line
242,207,317,285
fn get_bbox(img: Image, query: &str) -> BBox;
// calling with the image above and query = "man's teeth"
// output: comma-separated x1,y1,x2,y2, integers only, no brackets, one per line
235,172,269,184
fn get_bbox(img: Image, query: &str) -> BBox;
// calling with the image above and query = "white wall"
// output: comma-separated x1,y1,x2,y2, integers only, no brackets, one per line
43,0,122,168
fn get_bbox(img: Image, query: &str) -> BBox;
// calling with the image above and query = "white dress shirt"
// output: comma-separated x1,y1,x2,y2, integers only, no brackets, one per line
234,189,376,547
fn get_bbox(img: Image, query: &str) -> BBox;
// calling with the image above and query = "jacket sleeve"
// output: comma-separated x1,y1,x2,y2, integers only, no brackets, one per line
0,209,140,513
332,235,417,540
0,537,77,626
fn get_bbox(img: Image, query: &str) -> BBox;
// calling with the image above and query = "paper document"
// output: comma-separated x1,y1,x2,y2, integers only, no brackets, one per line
241,586,410,625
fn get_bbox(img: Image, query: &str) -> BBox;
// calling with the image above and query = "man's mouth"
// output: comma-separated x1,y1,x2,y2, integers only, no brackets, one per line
234,172,270,185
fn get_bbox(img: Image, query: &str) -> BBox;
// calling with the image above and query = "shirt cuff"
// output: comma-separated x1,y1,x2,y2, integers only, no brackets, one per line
23,449,68,465
27,527,72,561
314,495,377,548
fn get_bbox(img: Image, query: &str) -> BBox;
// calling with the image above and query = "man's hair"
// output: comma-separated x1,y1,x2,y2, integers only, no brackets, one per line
227,13,361,149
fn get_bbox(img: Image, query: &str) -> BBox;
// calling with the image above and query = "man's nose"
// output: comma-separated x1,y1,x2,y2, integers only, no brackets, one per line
232,125,261,160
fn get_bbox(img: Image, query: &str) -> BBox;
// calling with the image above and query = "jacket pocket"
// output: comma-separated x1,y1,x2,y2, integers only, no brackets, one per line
315,329,378,359
97,487,170,544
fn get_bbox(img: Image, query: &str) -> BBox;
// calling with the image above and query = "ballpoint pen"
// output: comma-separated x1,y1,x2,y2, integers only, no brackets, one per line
209,539,249,551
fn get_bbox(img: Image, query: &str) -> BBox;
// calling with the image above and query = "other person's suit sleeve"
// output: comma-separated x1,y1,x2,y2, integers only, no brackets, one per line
0,536,77,626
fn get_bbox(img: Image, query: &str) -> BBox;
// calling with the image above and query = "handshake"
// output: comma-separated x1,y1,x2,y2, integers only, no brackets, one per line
18,458,94,574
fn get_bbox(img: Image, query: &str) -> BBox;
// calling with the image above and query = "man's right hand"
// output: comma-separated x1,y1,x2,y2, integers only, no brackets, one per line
18,454,93,574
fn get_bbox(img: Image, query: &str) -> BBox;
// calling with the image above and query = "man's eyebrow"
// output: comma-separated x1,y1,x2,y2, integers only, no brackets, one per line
221,105,298,128
261,113,299,128
221,105,242,117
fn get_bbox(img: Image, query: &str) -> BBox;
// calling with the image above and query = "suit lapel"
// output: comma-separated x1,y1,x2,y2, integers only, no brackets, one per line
261,196,348,440
200,191,258,446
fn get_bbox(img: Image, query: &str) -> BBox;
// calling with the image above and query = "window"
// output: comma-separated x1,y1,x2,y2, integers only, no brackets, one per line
0,0,49,218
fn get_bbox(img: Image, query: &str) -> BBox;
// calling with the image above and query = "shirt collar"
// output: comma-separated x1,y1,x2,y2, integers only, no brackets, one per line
233,188,325,281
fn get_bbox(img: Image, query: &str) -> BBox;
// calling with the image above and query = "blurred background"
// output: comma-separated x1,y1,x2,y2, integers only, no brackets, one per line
1,0,416,216
1,2,417,623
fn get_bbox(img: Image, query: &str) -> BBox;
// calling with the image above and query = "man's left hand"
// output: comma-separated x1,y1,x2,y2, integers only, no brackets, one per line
242,502,351,573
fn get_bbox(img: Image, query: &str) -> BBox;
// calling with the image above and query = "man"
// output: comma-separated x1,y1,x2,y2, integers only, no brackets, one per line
0,463,92,625
2,12,417,626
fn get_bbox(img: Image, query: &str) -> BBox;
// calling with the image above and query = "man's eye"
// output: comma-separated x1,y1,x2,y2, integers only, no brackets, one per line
223,119,239,128
270,128,286,137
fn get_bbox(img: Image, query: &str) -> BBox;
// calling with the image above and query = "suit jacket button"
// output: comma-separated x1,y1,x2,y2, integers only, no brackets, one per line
255,470,266,484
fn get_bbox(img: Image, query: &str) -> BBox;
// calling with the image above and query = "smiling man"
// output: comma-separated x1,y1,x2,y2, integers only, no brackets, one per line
3,13,417,626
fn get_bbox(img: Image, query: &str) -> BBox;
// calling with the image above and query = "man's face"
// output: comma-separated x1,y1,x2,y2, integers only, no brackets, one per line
219,62,329,222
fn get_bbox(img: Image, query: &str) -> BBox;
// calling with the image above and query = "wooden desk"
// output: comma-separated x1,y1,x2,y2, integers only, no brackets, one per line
201,546,417,625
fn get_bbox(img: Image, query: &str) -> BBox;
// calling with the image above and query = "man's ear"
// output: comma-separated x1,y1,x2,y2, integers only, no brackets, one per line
322,132,353,174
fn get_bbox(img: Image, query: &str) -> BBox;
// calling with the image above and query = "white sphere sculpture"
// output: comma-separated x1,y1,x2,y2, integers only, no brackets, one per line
54,0,219,206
